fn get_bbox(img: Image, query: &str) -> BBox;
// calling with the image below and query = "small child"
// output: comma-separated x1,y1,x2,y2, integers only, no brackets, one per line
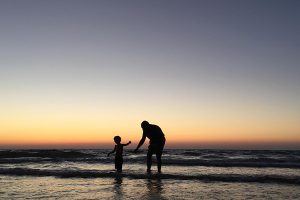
107,136,131,172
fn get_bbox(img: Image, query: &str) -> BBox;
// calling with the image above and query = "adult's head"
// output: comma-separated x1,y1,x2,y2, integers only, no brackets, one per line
141,120,150,129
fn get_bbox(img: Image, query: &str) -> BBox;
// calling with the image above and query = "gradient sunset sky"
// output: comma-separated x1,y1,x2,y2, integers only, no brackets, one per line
0,0,299,149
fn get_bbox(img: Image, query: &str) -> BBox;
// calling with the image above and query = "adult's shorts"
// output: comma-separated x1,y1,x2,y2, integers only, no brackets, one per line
148,138,166,155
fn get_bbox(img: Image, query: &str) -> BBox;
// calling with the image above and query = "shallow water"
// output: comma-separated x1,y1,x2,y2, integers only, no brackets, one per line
1,175,300,199
0,149,300,199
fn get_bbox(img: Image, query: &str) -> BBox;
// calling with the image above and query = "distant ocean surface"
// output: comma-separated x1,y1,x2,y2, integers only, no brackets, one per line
1,149,300,199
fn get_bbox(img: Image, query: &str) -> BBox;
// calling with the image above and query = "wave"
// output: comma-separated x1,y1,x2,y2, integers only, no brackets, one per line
0,167,299,185
1,149,300,168
0,150,93,159
1,158,300,169
162,159,300,168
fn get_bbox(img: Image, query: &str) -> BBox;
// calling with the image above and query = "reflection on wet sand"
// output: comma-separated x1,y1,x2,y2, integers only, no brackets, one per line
144,177,166,200
113,175,123,200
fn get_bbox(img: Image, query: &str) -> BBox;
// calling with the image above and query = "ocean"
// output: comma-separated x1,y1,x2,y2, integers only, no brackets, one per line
0,149,300,199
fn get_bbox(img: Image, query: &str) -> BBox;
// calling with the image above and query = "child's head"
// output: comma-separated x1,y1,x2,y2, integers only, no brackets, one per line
114,136,121,144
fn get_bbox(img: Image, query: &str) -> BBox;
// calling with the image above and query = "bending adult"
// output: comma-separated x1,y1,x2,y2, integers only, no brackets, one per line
134,121,166,173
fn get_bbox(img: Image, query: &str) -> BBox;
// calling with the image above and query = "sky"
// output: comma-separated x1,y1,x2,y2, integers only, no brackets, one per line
0,0,299,149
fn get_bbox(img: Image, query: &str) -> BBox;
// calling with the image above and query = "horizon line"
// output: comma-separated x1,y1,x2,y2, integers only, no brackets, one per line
1,141,299,150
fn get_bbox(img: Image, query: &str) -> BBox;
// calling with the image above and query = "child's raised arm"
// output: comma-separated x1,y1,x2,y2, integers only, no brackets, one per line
107,146,116,157
123,141,131,146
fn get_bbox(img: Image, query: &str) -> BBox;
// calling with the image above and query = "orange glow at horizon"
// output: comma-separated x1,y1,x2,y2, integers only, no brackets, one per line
1,118,299,149
1,94,299,149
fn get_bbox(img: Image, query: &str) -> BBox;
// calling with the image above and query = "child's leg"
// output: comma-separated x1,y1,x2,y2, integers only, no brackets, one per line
115,157,123,172
117,164,122,172
115,161,118,170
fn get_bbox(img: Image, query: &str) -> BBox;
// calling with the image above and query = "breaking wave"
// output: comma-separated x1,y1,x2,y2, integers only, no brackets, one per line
1,149,300,168
0,167,299,185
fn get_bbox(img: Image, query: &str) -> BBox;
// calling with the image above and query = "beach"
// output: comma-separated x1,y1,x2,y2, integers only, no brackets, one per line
1,149,300,199
1,1,300,199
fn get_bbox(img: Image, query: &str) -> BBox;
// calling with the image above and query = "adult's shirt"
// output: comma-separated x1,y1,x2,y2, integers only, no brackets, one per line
143,124,165,144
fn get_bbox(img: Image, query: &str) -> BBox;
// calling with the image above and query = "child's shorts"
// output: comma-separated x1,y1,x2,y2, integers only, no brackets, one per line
115,156,123,171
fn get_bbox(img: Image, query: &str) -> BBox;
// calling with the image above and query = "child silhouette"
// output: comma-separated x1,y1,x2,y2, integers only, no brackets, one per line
108,136,131,172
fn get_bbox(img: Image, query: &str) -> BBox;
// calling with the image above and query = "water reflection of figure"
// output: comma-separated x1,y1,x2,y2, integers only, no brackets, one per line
113,175,123,200
145,178,166,200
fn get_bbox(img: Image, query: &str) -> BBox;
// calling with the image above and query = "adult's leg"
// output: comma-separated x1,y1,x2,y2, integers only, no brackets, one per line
156,152,162,173
156,141,165,173
147,147,154,172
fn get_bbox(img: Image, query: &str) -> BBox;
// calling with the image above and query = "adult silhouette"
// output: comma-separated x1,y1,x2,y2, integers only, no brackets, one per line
134,121,166,173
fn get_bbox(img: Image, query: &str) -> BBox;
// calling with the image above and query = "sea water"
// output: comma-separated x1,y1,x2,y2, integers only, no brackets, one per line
0,149,300,199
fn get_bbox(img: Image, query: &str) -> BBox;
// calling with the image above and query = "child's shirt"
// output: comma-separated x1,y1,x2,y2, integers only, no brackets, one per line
115,144,125,157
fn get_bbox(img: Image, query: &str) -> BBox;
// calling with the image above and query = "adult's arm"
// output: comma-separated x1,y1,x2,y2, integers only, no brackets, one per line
134,134,146,153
